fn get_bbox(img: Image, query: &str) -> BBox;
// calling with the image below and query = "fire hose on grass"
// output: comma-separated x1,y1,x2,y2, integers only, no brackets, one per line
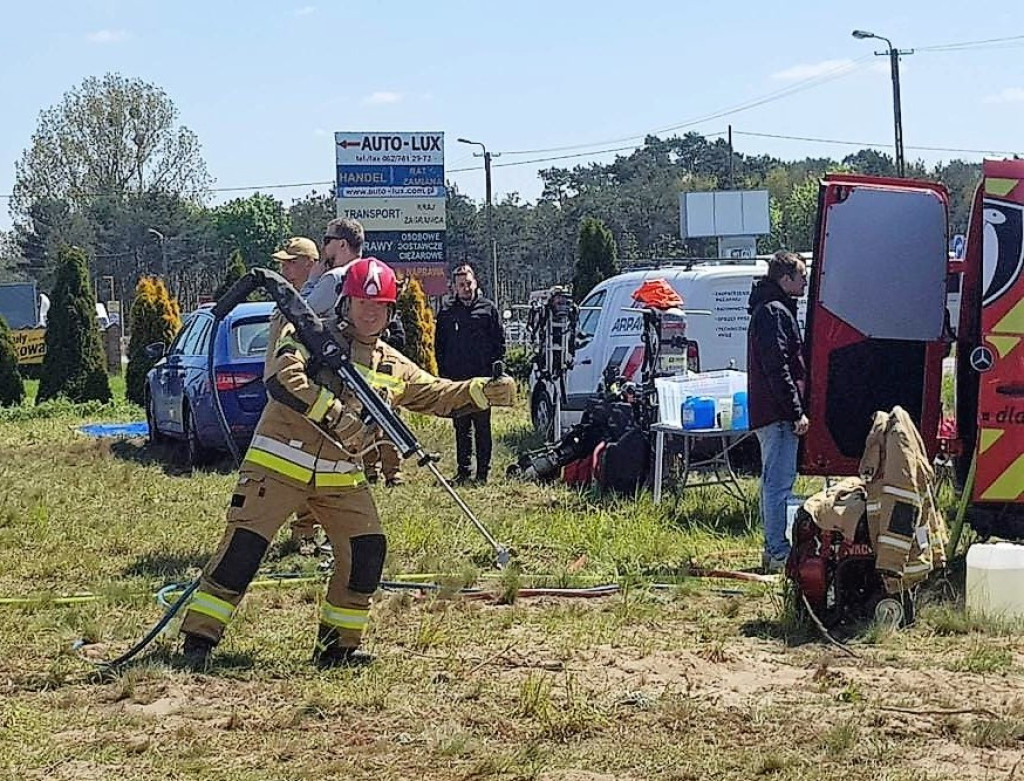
35,564,770,669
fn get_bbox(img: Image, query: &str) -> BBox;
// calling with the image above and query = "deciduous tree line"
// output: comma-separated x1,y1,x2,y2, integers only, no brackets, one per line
1,73,982,314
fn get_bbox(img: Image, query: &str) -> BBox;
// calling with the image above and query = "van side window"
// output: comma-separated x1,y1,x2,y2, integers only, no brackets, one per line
577,291,606,341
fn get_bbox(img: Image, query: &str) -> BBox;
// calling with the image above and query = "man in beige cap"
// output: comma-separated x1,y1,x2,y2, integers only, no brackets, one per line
272,237,320,289
270,236,323,553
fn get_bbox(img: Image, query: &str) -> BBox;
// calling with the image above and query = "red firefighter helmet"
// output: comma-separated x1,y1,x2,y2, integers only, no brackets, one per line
341,257,398,303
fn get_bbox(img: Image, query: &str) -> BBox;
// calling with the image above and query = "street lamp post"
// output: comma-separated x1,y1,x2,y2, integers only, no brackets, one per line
852,29,914,178
146,228,168,280
457,137,501,309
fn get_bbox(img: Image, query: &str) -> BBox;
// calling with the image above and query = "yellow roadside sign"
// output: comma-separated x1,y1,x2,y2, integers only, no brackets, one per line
12,329,46,365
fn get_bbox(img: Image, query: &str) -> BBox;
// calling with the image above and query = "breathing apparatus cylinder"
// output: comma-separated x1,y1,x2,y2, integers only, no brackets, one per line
546,289,575,379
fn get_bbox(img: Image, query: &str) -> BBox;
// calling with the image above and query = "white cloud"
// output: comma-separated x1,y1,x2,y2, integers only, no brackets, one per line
87,29,130,44
294,5,316,15
363,91,402,105
313,128,328,137
983,87,1024,104
771,58,855,81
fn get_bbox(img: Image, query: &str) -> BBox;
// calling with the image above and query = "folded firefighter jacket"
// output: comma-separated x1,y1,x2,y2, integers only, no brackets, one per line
246,313,485,489
801,476,867,541
858,406,949,592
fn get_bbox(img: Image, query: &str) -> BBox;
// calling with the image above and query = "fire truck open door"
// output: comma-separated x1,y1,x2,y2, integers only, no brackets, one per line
801,174,950,476
958,159,1024,531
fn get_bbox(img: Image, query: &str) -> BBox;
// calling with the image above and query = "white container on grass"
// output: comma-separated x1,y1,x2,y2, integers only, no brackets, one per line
966,542,1024,621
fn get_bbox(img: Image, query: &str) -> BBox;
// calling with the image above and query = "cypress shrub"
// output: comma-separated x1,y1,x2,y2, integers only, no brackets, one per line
36,245,111,404
396,277,438,374
213,249,247,302
0,315,25,407
573,217,618,299
126,276,182,406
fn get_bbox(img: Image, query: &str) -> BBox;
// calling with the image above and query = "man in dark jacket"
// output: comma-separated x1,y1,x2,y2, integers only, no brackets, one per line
747,251,809,573
435,264,506,482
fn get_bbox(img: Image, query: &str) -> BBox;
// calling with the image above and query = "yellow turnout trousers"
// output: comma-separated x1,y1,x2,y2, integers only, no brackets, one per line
181,464,385,650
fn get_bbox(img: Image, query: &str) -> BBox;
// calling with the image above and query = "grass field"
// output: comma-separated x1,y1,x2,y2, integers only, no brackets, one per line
1,382,1022,780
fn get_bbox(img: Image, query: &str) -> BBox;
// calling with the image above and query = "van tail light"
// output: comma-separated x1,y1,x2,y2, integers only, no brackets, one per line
215,371,260,392
686,341,700,373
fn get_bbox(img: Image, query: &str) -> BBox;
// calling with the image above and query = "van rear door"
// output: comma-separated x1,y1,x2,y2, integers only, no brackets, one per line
801,174,950,475
961,159,1024,506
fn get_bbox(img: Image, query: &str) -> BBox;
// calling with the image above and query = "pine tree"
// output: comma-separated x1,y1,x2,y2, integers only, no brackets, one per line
213,249,247,301
573,218,618,299
396,277,438,374
126,276,182,406
36,245,111,403
0,315,25,407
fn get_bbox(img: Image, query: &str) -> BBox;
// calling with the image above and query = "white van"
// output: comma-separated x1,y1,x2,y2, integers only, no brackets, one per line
528,259,809,433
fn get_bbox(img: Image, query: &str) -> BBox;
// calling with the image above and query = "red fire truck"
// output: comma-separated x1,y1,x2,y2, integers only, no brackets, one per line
800,158,1023,537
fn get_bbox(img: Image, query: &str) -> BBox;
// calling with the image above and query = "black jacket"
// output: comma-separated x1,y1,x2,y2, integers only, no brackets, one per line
383,315,406,350
746,278,806,429
435,293,505,380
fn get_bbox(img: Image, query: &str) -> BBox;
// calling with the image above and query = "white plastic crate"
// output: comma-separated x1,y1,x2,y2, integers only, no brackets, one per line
673,369,747,402
655,375,690,427
655,370,748,427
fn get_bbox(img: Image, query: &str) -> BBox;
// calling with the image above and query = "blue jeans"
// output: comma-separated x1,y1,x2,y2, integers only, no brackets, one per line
755,421,799,560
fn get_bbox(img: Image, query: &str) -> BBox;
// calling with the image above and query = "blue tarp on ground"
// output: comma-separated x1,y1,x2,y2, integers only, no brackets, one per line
77,421,149,438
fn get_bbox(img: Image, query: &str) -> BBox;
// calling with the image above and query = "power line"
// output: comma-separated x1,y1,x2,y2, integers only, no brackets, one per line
449,133,729,174
500,56,874,157
0,124,1007,201
733,130,1023,157
493,32,1024,159
0,180,334,200
916,33,1024,52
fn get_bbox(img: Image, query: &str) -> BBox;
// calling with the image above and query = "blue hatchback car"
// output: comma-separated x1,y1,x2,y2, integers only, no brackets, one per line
145,301,275,466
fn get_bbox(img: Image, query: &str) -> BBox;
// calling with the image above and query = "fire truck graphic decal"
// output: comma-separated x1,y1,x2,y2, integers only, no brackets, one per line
982,198,1024,307
975,169,1024,503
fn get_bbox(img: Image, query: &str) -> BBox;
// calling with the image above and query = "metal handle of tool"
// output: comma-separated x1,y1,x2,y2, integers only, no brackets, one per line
221,268,422,459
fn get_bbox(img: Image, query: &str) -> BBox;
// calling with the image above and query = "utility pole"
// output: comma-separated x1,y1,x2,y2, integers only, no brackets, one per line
852,29,914,177
147,228,168,280
457,137,501,310
727,124,735,188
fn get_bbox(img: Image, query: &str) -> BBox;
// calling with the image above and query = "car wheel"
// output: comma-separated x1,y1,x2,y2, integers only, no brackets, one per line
146,393,167,445
531,385,555,440
184,403,213,468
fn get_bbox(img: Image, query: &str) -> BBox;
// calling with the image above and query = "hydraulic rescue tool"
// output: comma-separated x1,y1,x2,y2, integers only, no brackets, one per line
210,266,513,569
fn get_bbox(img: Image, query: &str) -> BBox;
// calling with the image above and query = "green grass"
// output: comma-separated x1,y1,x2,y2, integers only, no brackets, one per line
1,395,1022,780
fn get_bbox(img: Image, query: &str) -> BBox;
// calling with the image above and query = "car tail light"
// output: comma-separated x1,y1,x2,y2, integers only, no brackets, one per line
215,371,260,392
686,341,700,373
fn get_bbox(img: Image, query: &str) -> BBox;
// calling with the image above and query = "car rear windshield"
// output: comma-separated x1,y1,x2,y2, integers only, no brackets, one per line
230,318,271,359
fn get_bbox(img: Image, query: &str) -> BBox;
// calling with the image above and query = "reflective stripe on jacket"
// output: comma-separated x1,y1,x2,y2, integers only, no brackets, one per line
859,406,948,591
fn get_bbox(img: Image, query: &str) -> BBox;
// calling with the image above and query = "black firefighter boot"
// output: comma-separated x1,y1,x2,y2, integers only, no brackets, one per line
181,633,216,671
312,623,375,669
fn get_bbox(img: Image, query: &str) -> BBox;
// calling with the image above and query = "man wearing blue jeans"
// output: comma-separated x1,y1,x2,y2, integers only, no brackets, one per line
746,251,809,573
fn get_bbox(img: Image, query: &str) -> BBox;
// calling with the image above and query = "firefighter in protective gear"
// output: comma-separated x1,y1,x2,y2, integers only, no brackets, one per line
180,257,516,668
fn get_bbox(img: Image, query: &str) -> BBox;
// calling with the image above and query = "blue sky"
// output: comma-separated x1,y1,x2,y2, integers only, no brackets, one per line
1,1,1022,231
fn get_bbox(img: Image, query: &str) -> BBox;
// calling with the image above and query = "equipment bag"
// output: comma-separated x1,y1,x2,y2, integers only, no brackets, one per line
597,428,649,494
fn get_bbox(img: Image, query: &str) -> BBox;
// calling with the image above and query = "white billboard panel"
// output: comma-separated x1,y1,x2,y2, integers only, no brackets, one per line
681,190,770,238
336,197,446,232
